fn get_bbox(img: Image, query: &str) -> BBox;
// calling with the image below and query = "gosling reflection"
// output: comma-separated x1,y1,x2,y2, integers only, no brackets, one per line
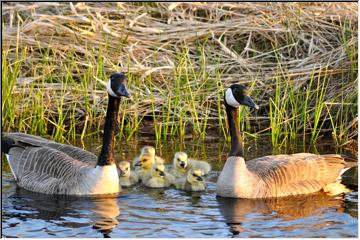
217,192,344,236
12,188,120,237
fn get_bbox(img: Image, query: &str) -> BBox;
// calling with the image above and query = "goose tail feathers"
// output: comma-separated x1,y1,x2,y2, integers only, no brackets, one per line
2,134,16,154
336,167,351,180
323,180,351,196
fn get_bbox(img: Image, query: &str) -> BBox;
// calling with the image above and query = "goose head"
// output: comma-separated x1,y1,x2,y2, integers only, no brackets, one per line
150,164,166,178
173,152,188,169
224,84,258,109
134,154,153,170
107,72,130,98
117,161,131,177
187,169,204,184
140,146,156,161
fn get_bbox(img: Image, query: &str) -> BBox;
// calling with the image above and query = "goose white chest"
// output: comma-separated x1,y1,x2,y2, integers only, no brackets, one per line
80,164,120,195
216,157,262,198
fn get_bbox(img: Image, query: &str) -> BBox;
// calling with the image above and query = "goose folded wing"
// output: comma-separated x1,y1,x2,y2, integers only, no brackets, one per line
246,153,344,197
8,146,91,194
6,133,97,166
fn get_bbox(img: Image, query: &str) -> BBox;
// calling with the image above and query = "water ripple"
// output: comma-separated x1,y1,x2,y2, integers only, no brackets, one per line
2,139,358,237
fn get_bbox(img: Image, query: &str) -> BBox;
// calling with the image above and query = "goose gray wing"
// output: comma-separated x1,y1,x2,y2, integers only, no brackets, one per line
7,145,92,195
5,133,97,166
246,153,345,197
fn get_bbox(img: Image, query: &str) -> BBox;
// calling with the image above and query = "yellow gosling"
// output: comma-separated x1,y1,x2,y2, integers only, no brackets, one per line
175,169,206,192
133,146,164,169
169,152,191,178
117,161,139,187
170,152,211,177
134,154,154,182
144,164,174,188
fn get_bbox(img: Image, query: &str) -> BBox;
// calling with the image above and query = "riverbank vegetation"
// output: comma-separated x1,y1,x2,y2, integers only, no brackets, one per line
2,2,358,151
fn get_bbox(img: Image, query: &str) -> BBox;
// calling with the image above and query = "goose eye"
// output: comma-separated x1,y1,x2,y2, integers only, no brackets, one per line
155,169,159,171
177,158,181,161
192,174,197,177
126,167,129,171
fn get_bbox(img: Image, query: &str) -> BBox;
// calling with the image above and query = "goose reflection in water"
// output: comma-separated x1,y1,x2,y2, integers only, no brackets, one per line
91,196,120,237
11,187,121,238
217,192,345,236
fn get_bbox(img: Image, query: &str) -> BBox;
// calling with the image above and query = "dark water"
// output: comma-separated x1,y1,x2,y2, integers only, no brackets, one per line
1,136,358,238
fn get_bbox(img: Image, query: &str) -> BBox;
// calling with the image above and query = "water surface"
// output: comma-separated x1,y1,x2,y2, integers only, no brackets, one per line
2,136,358,237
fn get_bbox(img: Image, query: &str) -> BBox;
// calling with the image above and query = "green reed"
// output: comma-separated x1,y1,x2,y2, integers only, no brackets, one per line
268,64,335,148
1,13,357,150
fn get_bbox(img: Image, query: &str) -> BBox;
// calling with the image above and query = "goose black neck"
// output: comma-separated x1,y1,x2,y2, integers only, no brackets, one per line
97,95,121,166
225,103,244,157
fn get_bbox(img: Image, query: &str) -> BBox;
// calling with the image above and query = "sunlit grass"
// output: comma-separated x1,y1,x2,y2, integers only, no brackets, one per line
1,2,357,150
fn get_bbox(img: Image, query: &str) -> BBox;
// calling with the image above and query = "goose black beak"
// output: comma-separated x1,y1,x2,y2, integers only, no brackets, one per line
114,83,130,98
241,95,259,110
180,162,186,168
135,162,142,167
196,176,203,181
159,171,165,177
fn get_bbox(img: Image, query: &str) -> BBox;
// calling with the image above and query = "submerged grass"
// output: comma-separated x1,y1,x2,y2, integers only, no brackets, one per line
1,2,358,149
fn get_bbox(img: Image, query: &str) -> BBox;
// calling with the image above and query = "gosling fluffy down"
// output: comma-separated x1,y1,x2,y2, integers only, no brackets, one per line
133,146,164,169
169,152,211,178
117,161,139,187
144,164,175,188
175,169,206,192
134,154,154,182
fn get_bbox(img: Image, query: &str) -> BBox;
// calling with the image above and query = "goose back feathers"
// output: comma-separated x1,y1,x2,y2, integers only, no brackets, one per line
4,135,119,195
217,153,346,198
4,133,98,166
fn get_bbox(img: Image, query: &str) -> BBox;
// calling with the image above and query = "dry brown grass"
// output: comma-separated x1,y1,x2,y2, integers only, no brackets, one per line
2,2,358,146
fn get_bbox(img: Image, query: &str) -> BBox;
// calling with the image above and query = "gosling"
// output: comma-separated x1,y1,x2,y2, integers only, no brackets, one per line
175,169,206,192
144,164,174,188
118,161,139,187
134,154,154,182
169,152,211,178
133,146,164,170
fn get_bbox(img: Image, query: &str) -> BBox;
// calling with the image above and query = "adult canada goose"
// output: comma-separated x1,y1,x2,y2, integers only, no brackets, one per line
216,84,349,198
169,152,211,178
1,72,130,195
175,169,206,192
117,161,139,187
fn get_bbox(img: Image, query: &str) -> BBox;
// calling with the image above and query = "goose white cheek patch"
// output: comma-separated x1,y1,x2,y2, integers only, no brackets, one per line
225,88,240,107
107,80,118,97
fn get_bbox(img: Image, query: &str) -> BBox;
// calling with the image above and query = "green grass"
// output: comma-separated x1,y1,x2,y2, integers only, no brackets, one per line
2,38,356,147
1,2,357,151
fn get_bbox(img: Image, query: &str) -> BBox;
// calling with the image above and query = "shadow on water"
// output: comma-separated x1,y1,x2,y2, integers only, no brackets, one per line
5,187,120,238
1,135,358,237
217,193,347,237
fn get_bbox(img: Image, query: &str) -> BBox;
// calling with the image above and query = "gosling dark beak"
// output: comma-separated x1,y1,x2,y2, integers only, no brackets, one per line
159,171,165,177
119,170,125,176
196,176,203,181
135,162,142,167
114,83,130,98
241,95,259,110
180,162,186,168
